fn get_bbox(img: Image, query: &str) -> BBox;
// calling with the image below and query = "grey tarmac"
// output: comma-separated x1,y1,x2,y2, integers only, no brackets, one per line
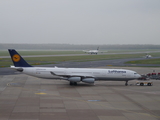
0,66,160,120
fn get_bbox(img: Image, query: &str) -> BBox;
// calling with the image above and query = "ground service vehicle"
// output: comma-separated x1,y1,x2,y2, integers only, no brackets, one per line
136,81,153,86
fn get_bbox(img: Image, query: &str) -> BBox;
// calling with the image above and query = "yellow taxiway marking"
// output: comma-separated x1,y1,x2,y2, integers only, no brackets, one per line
35,92,47,95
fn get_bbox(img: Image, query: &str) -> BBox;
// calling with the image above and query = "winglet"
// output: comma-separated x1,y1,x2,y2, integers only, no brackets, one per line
8,49,32,67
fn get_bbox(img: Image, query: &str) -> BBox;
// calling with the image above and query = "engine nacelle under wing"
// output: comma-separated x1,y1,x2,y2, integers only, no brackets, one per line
67,77,81,82
82,78,95,83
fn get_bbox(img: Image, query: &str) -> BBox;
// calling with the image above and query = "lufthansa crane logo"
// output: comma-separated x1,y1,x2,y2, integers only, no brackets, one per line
12,54,21,62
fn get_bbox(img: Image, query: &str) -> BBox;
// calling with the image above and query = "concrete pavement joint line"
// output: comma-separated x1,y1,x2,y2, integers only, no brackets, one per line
11,83,159,119
5,80,160,119
8,76,28,119
110,87,160,118
51,92,160,119
4,76,160,119
114,88,160,95
6,76,39,87
35,92,47,95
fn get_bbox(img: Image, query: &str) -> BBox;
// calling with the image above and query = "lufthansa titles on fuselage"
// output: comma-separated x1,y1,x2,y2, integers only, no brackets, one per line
108,70,126,74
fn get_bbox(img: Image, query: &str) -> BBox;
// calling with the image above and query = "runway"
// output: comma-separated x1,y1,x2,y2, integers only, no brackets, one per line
0,67,160,120
1,50,160,58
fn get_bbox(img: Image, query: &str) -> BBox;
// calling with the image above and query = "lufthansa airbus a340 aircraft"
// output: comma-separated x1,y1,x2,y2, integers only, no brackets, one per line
8,49,141,86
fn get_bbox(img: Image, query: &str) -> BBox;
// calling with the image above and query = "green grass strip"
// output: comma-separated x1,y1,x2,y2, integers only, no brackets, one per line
0,53,143,67
125,58,160,64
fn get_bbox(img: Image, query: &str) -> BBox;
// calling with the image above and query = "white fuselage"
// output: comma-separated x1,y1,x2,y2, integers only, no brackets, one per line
87,50,98,54
83,50,98,54
15,67,140,81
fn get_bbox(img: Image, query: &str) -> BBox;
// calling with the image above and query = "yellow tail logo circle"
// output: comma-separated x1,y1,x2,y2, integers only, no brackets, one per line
12,54,21,62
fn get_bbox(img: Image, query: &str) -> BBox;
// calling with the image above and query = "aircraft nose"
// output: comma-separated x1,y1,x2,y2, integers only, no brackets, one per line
136,74,141,78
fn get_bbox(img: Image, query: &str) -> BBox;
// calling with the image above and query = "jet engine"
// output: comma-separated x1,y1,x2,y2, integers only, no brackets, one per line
82,78,95,83
67,77,81,82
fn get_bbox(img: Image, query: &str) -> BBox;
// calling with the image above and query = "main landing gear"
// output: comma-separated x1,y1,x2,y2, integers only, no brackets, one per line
125,81,128,86
70,82,77,86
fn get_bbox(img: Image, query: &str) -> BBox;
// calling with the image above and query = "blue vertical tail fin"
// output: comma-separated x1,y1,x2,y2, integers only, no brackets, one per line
8,49,32,67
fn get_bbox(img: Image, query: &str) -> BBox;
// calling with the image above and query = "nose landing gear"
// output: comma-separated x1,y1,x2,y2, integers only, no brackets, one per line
125,81,128,86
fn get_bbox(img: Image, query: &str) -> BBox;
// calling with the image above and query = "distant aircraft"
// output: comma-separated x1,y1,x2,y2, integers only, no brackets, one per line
8,49,140,86
143,54,152,59
145,54,152,58
83,47,99,54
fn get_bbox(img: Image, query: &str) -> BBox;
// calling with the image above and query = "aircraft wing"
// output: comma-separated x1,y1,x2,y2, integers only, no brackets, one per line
50,71,94,78
82,50,90,53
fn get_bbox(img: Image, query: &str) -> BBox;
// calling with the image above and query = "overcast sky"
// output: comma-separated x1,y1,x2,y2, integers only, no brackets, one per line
0,0,160,45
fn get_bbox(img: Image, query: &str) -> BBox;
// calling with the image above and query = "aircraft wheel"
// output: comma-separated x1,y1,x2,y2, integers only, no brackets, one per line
125,81,128,86
70,82,73,86
74,82,77,86
147,83,151,86
70,82,77,86
140,83,144,86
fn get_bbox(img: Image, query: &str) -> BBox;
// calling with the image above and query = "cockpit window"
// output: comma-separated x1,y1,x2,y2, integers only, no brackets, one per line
134,73,137,74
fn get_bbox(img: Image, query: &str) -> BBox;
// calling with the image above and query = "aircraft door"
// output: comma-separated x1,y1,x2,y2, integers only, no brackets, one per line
122,72,126,78
125,71,132,79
